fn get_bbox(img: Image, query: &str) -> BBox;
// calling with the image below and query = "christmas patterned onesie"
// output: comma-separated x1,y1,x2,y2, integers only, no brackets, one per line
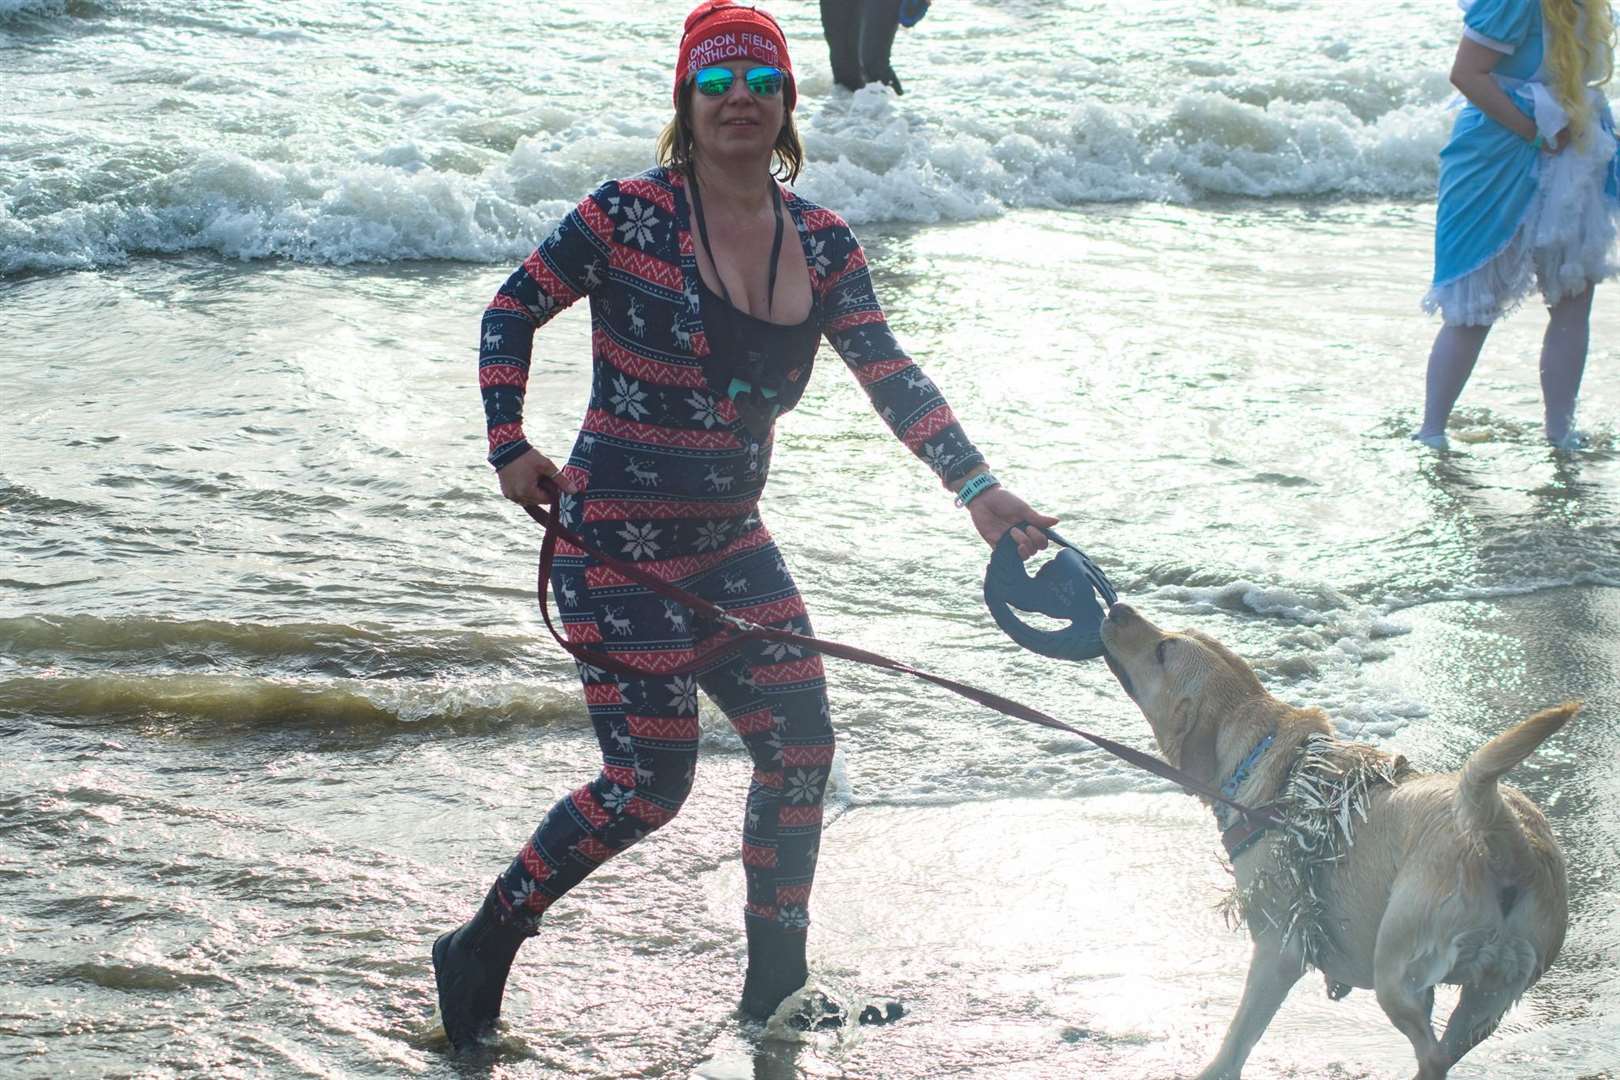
477,165,983,939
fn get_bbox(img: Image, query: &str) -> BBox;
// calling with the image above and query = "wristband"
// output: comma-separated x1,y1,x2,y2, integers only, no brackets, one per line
1532,133,1546,151
953,471,999,509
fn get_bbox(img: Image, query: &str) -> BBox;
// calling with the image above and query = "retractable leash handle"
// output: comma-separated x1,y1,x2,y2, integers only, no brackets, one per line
983,524,1118,662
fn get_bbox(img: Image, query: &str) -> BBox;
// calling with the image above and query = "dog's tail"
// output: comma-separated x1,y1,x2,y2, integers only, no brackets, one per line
1456,702,1578,848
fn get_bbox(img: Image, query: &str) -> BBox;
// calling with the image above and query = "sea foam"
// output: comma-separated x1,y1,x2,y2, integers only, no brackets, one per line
2,83,1452,274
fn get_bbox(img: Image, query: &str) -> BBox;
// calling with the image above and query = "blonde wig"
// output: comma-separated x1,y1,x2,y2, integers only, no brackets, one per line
1543,0,1616,145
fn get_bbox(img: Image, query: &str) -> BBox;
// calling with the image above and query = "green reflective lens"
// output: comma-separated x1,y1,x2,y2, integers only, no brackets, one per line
691,65,785,98
744,66,784,96
693,67,734,96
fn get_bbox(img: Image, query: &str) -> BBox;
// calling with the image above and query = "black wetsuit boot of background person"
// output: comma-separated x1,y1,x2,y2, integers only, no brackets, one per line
819,0,905,94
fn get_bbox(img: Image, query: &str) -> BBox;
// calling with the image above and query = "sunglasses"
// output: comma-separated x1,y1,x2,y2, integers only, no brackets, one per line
692,65,785,98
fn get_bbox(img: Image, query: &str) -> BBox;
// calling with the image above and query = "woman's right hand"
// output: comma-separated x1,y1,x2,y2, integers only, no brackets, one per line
498,447,578,505
1542,126,1572,154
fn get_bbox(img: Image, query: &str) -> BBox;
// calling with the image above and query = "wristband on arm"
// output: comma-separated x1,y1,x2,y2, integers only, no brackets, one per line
953,471,1000,508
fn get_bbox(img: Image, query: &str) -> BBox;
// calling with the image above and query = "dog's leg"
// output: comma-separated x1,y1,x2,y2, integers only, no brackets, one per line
1438,982,1520,1068
1373,934,1449,1079
1194,936,1305,1080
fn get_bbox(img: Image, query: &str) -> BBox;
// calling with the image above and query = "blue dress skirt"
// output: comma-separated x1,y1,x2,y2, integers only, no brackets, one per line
1425,0,1620,325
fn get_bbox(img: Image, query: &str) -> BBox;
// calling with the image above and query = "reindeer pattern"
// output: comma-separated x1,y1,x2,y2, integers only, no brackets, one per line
485,168,987,928
479,168,985,499
703,465,734,493
603,606,633,636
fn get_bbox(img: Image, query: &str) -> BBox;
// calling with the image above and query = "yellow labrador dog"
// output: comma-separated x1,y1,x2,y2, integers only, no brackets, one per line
1099,602,1571,1080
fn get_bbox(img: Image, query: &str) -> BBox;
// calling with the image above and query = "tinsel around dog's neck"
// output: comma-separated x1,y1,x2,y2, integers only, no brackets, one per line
1220,734,1410,973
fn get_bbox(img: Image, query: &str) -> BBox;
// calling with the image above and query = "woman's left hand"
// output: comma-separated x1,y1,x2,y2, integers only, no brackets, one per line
967,487,1060,558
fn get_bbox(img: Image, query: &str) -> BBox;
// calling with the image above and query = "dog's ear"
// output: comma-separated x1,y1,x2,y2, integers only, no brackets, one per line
1171,699,1220,782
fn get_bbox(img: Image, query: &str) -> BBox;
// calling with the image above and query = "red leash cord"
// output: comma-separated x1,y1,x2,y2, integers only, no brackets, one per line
522,498,1281,827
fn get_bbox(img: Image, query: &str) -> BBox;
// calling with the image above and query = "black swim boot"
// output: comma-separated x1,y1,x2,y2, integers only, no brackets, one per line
432,886,529,1051
738,918,809,1021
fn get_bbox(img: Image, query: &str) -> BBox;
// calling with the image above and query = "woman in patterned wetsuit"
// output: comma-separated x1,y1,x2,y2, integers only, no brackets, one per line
432,0,1057,1050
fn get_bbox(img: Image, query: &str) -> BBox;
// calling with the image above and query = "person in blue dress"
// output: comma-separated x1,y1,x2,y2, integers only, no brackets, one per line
1415,0,1618,451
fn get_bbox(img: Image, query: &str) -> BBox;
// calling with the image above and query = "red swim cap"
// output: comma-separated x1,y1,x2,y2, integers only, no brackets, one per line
674,1,794,109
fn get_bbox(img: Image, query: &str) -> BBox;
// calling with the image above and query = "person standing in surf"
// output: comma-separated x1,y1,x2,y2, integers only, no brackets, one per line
432,0,1056,1050
1415,0,1618,451
819,0,930,95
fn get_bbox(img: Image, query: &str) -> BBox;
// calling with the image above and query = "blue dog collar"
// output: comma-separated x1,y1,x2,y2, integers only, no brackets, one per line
1215,733,1276,857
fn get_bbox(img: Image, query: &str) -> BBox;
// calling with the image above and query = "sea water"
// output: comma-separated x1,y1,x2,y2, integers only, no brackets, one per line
3,1,1618,1077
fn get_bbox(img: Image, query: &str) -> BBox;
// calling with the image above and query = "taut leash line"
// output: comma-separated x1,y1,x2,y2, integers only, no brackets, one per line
521,497,1282,828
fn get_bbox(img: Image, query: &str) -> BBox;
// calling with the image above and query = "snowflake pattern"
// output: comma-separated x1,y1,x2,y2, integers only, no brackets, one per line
511,878,544,911
922,441,958,475
784,768,825,805
469,183,1004,939
667,675,698,714
618,522,662,560
805,234,830,276
617,198,658,249
764,715,785,765
477,180,995,753
693,520,729,551
687,390,723,429
761,639,803,662
525,291,555,320
610,374,649,420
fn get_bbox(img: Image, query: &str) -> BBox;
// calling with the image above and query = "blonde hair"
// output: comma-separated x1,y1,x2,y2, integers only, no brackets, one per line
657,80,805,183
1544,0,1616,146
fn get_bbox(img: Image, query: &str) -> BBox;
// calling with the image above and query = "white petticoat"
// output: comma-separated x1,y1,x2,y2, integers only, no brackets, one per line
1424,131,1620,326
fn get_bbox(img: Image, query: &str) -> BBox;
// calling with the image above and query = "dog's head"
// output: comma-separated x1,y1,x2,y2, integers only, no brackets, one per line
1099,603,1268,783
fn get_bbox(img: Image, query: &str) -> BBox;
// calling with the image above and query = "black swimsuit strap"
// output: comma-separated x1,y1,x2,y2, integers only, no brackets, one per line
689,171,785,317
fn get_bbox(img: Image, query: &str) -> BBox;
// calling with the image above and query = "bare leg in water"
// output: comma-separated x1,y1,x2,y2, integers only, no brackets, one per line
1415,322,1491,448
1416,285,1596,450
1541,285,1593,448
